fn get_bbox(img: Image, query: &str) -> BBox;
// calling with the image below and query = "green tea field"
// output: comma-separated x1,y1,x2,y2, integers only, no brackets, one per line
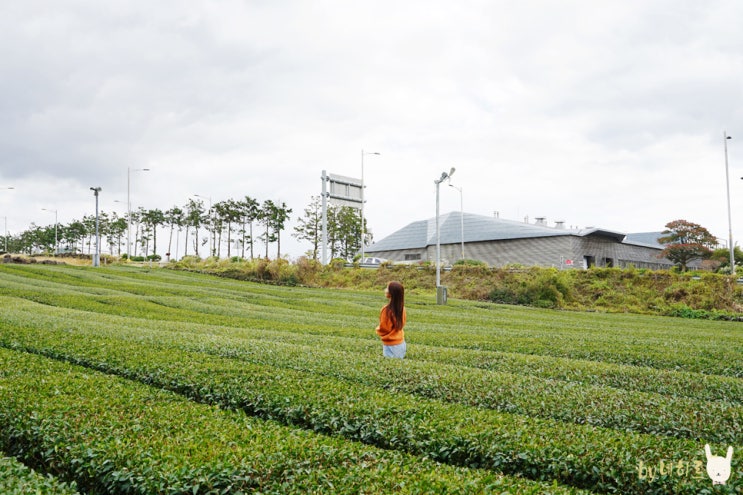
0,264,740,494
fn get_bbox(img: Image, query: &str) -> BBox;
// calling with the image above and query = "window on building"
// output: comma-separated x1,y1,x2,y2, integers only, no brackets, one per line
404,253,421,261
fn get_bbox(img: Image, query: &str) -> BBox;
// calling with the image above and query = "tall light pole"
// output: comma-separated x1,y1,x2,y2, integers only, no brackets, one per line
194,194,212,257
41,208,58,256
724,132,734,272
449,183,464,260
435,167,455,304
127,167,150,258
91,187,102,267
360,150,380,260
1,187,13,253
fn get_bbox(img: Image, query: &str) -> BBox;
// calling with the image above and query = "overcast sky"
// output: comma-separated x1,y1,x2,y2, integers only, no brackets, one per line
2,0,742,259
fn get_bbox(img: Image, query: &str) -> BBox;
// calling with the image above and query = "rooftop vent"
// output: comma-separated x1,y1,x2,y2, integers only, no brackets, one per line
535,217,547,226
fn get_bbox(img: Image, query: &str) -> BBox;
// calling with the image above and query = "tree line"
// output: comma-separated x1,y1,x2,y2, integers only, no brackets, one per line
2,195,371,262
292,196,370,262
2,196,293,261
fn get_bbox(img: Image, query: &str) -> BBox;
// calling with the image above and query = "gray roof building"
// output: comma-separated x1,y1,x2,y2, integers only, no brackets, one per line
365,212,674,269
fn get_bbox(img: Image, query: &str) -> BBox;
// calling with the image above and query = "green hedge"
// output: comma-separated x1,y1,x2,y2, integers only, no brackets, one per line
1,301,738,444
0,455,79,495
0,348,576,495
0,265,740,494
1,317,738,494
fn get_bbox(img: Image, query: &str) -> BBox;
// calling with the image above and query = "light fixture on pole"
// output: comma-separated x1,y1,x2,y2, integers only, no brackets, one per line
360,150,380,261
434,167,455,304
449,183,464,260
91,187,102,267
724,132,735,272
194,194,213,257
41,208,58,256
127,167,150,258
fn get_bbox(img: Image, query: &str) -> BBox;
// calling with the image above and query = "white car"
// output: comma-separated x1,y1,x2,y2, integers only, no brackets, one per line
360,257,387,265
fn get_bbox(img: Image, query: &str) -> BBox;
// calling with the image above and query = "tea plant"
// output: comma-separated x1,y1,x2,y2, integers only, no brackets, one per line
0,264,741,494
0,348,582,495
0,455,79,495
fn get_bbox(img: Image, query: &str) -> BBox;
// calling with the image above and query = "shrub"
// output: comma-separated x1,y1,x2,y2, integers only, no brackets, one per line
267,258,298,286
295,256,321,284
453,258,488,267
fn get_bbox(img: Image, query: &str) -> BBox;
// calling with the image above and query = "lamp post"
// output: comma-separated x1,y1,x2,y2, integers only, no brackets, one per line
449,183,464,260
91,187,102,267
724,132,734,272
434,167,455,304
1,187,13,253
41,208,58,256
360,150,380,261
127,167,150,258
194,194,212,257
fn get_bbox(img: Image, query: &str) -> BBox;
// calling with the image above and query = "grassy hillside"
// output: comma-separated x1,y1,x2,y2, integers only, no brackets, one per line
169,256,743,318
0,264,740,494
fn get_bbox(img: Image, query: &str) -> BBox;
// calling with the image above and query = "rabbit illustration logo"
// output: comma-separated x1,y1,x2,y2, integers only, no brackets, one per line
704,444,733,485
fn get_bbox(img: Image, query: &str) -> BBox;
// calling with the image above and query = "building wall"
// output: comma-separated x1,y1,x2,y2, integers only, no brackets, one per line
574,236,673,269
368,235,676,269
438,236,574,267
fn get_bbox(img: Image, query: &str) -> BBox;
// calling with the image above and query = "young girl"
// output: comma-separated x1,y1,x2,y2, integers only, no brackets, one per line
375,281,406,358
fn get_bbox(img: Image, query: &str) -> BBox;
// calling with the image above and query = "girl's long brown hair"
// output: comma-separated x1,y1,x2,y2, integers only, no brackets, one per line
385,281,405,330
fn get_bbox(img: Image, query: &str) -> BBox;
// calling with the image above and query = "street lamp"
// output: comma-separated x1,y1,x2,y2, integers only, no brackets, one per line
127,167,150,258
1,187,13,253
91,187,102,267
435,167,455,304
360,150,380,260
194,194,213,257
724,132,734,272
41,208,58,256
449,183,464,260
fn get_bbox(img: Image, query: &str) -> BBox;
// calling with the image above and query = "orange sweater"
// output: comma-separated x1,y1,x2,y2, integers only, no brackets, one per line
375,306,406,346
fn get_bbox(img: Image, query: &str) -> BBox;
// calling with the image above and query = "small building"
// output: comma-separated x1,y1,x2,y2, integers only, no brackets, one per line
364,212,677,269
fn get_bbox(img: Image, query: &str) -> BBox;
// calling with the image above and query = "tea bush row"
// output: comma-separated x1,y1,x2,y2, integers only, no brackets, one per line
3,302,738,445
0,455,79,495
5,283,740,406
1,318,737,494
1,264,740,378
0,348,574,495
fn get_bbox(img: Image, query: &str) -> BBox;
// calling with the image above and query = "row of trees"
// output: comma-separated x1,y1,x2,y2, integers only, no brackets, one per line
2,196,295,260
292,196,370,261
1,195,372,262
8,200,735,272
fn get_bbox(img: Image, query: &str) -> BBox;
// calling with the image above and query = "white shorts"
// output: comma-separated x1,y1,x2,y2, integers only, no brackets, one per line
383,341,406,359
